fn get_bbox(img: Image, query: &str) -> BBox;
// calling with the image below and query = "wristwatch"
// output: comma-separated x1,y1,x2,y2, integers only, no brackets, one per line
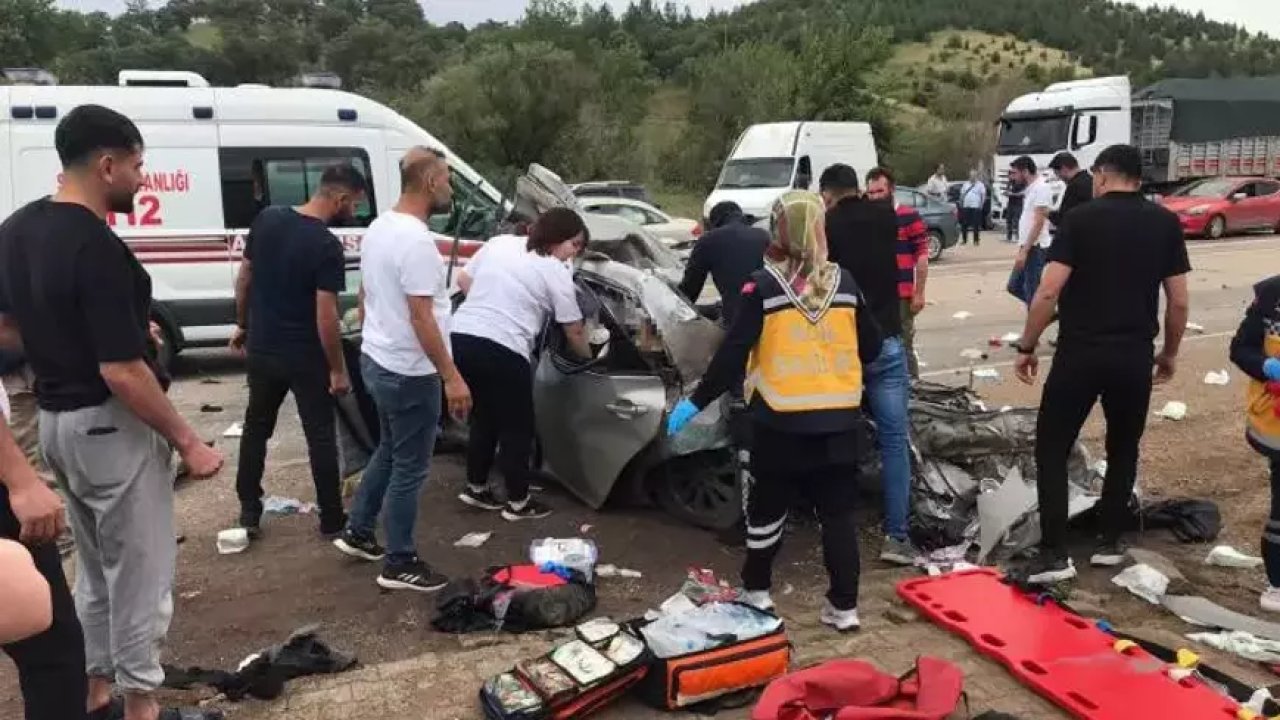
1012,340,1036,355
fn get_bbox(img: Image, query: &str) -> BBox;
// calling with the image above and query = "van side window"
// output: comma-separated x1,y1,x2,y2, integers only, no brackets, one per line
220,147,377,229
427,171,500,239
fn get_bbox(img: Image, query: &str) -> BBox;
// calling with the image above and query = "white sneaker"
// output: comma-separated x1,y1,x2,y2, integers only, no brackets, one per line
819,602,861,632
739,590,775,612
1261,587,1280,614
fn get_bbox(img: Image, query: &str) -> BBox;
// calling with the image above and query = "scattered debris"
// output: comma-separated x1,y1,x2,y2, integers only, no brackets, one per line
595,564,641,579
162,625,356,701
1162,596,1280,642
579,524,594,534
1188,631,1280,664
454,532,492,548
1186,321,1206,334
782,583,794,596
1125,548,1192,595
999,405,1013,413
988,336,1003,348
1155,401,1188,421
953,311,973,320
1205,545,1264,569
619,568,643,579
200,403,224,413
972,367,1000,381
216,528,250,555
1001,332,1022,343
976,467,1037,563
529,538,598,580
180,590,203,601
960,348,986,360
222,422,244,438
1203,370,1231,386
200,377,222,385
263,496,315,516
1112,563,1170,605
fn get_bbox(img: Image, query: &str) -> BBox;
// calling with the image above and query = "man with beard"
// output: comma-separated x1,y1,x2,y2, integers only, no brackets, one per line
231,164,367,540
0,104,224,720
333,147,471,593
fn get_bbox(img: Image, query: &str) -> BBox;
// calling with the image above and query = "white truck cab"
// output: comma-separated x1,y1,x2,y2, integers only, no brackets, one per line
0,70,505,364
993,76,1132,219
703,122,878,222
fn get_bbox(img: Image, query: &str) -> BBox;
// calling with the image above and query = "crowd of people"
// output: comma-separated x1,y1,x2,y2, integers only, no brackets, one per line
0,102,1278,720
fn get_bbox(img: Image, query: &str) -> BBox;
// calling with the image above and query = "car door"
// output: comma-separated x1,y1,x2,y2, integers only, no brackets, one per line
1246,180,1280,230
532,275,666,509
1225,182,1257,229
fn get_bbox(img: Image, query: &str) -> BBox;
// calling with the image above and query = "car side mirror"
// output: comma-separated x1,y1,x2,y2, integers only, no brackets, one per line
1231,193,1247,202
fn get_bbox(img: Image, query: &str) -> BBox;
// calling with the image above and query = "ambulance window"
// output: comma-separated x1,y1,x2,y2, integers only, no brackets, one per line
220,148,377,228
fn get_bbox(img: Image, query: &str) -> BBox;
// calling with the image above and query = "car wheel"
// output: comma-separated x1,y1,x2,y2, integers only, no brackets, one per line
928,230,945,261
1207,215,1227,240
654,449,742,531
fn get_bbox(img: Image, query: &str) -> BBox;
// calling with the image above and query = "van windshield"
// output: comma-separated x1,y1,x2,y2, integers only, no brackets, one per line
717,157,795,190
997,115,1071,155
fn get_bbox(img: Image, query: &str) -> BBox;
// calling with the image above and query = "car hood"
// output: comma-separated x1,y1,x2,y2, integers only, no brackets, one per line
1160,197,1222,213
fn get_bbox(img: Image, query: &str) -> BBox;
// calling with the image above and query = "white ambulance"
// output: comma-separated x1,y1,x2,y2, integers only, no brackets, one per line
0,70,505,366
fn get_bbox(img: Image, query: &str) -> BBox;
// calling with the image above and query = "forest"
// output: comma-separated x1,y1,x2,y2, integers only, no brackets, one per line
3,0,1279,204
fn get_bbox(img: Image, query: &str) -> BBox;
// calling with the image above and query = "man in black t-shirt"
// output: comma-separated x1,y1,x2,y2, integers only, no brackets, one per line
678,201,768,327
0,105,224,720
1013,144,1191,584
230,165,366,538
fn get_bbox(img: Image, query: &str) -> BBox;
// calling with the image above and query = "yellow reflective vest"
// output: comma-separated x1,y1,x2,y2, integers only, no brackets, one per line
1246,324,1280,453
1235,276,1280,454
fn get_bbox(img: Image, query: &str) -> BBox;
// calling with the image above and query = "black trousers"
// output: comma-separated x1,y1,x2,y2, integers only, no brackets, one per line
235,352,342,522
742,423,861,610
1036,348,1153,553
960,207,984,244
453,334,536,504
1254,439,1280,587
1,488,88,720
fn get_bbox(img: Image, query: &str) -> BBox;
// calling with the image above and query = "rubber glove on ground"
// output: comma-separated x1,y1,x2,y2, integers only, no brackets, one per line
1264,357,1280,382
666,398,699,436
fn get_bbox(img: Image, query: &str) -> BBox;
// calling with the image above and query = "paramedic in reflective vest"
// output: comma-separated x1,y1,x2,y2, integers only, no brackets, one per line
667,191,882,632
1229,274,1280,614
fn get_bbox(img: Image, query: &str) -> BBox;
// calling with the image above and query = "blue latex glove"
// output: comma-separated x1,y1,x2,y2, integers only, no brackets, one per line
1265,357,1280,382
666,398,699,436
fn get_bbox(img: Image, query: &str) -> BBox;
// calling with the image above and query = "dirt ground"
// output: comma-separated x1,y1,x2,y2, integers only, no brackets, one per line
3,236,1279,718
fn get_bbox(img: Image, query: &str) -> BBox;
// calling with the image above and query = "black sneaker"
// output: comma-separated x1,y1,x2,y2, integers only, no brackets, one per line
319,511,348,538
239,506,262,539
377,558,449,593
502,498,553,522
1024,552,1077,584
1090,538,1128,567
332,529,385,562
458,486,504,511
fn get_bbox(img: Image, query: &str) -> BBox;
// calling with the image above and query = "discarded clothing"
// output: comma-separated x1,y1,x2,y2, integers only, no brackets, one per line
1139,498,1222,543
1188,630,1280,664
162,626,356,701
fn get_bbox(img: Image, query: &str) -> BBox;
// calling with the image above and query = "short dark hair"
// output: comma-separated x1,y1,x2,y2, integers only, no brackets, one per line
318,163,368,196
819,164,859,192
528,207,587,255
1048,152,1078,172
1091,144,1143,181
55,104,144,168
707,201,742,229
1010,156,1037,174
865,166,896,187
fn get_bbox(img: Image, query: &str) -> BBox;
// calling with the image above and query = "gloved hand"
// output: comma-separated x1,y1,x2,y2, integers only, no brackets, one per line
1264,357,1280,382
666,398,700,436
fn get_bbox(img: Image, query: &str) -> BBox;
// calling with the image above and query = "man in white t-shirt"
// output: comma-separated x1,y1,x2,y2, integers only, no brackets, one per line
333,147,470,594
1008,155,1056,305
925,164,949,202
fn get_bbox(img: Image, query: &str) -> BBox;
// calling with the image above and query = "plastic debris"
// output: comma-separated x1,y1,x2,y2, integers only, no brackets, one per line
972,367,1000,381
530,538,598,580
1001,332,1022,343
1187,631,1280,664
263,496,315,516
1205,545,1264,569
619,568,643,579
595,564,642,579
1155,401,1188,421
953,311,973,320
1164,596,1280,641
1203,370,1230,386
960,348,986,360
1186,321,1206,334
976,467,1037,563
1112,563,1170,605
216,528,250,555
222,422,244,438
454,532,492,548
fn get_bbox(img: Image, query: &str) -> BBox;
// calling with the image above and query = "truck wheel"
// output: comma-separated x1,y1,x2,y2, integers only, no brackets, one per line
1207,215,1227,240
928,230,945,261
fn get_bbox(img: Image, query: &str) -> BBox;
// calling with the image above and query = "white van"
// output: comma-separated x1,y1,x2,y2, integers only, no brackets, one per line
0,71,506,365
702,122,878,221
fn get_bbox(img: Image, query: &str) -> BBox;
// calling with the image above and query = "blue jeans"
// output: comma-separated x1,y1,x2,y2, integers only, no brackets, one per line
863,336,912,541
347,354,442,566
1006,246,1047,306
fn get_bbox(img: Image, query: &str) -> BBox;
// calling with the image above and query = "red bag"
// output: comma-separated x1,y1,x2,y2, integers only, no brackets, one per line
752,657,964,720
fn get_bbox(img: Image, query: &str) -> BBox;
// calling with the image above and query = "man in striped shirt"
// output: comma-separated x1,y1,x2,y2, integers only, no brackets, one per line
866,167,930,379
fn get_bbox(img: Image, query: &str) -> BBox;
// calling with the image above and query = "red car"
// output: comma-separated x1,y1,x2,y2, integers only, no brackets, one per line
1160,176,1280,239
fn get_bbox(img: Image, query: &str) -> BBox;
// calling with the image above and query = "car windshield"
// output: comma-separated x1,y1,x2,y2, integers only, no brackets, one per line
717,157,795,190
1173,178,1236,198
997,115,1071,155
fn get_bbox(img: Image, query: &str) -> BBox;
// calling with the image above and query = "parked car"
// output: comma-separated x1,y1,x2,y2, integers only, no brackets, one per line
570,180,655,205
1159,176,1280,239
578,197,700,250
896,187,960,261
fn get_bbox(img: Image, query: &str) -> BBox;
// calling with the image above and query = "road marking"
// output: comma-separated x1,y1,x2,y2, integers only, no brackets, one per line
918,330,1235,379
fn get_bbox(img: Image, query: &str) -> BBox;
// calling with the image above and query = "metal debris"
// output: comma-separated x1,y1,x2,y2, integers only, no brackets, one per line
1163,596,1280,641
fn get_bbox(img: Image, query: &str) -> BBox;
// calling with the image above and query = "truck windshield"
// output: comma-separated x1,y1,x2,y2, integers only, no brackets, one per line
997,115,1072,155
1173,178,1235,198
717,157,795,189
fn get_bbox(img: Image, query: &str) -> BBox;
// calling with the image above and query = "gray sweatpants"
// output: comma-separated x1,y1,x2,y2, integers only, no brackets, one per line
40,398,176,692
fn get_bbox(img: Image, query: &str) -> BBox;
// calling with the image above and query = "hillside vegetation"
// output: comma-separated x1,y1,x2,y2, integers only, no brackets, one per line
3,0,1279,200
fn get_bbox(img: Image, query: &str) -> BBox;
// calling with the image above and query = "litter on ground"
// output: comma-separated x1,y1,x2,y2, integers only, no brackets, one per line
1186,321,1206,334
454,531,492,548
1001,332,1021,343
1187,630,1280,664
960,348,985,360
1203,370,1231,386
1156,401,1188,421
262,496,315,516
1162,595,1280,641
972,367,1000,381
216,528,250,555
953,311,973,320
1205,545,1264,569
222,422,244,438
1111,563,1170,605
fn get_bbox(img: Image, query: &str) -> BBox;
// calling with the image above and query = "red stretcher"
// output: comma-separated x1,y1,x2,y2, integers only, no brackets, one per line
897,568,1241,720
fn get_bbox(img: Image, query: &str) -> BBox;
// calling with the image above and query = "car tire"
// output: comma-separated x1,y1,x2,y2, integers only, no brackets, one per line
654,449,742,531
1207,215,1227,240
928,230,945,262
